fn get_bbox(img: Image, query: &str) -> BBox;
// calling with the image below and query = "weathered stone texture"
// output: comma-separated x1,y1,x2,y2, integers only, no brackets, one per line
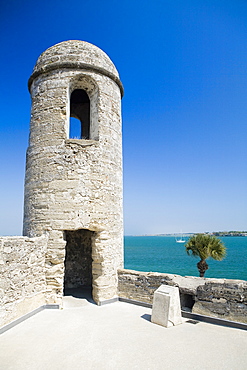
193,281,247,323
118,269,178,304
118,269,247,323
151,285,182,327
23,41,124,304
118,269,207,304
31,40,120,82
64,229,93,289
0,235,47,327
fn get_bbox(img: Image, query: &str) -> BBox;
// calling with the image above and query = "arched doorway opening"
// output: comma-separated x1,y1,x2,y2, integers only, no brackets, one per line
63,229,94,301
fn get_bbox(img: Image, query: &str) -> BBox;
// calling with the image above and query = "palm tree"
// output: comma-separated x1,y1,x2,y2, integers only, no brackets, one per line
185,234,226,277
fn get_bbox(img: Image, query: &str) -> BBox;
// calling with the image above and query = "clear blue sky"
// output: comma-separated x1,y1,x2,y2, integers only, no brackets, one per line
0,0,246,235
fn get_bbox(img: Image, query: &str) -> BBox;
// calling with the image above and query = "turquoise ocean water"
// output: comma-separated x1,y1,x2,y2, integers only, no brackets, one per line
124,236,247,281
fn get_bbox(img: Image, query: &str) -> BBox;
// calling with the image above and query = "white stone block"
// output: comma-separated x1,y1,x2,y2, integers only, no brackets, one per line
151,285,182,328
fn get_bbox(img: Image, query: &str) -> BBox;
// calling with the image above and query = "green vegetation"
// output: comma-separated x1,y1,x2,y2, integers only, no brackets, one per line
185,234,226,277
212,231,247,237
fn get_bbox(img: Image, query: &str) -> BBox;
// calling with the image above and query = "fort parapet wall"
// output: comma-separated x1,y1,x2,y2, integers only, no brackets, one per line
118,269,247,324
1,241,246,328
0,235,47,327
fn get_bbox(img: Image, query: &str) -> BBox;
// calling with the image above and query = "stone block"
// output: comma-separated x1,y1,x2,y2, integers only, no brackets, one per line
151,285,182,328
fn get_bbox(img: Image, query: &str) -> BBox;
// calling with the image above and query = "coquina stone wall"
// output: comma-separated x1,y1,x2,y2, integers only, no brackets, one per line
118,269,247,324
64,229,94,289
23,41,124,304
0,235,47,327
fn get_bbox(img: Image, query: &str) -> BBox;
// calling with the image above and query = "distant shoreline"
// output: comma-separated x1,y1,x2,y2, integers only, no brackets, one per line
125,232,247,237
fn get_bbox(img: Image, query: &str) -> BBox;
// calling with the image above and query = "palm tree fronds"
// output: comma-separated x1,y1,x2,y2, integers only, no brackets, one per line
185,233,226,277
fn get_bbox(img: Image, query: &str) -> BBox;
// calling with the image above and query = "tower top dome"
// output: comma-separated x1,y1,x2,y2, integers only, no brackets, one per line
28,40,123,95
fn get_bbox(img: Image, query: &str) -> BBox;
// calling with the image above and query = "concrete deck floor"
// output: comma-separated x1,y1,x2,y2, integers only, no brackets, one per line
0,294,247,370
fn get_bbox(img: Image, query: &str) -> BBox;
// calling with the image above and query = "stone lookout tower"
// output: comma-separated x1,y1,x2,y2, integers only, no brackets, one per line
23,40,124,304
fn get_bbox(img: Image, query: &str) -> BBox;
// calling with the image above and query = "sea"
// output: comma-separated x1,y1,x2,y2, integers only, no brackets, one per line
124,236,247,281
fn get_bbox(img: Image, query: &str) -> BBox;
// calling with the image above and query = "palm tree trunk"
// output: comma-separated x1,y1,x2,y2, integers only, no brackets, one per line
197,259,209,277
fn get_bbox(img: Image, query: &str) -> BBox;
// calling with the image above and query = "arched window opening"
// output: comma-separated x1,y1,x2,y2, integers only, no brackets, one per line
70,89,90,139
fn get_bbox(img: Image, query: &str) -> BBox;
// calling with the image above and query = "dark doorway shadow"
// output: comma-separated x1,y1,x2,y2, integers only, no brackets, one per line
64,286,95,304
141,313,151,322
